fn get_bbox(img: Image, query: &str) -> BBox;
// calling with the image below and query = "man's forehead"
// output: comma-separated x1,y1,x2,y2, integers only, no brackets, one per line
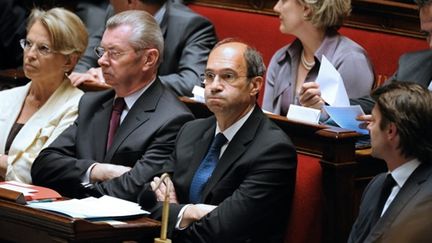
101,26,132,46
207,43,247,70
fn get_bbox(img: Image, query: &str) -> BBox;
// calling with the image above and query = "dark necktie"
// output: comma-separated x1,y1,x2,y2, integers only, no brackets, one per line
372,173,396,226
189,133,227,203
106,97,125,149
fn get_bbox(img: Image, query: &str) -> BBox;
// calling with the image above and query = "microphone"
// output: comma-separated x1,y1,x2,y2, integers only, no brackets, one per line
153,173,172,243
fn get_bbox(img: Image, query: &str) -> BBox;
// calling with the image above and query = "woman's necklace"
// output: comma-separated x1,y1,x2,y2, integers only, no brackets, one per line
301,50,315,71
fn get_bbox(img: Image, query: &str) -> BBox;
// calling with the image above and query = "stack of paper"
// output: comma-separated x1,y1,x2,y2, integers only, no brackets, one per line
28,195,149,220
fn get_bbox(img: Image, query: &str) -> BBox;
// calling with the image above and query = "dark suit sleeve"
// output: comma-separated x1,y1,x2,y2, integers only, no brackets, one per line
156,121,297,242
178,142,296,242
31,119,97,198
93,112,194,202
159,14,217,96
74,4,113,73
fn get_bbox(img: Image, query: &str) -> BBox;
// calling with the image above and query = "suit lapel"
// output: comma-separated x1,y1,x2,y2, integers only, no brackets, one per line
104,80,163,162
184,122,216,197
367,163,432,241
202,107,263,200
0,83,29,152
159,1,169,37
91,91,114,161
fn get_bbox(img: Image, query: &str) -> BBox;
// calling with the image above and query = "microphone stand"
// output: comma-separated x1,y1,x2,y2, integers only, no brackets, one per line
154,173,172,243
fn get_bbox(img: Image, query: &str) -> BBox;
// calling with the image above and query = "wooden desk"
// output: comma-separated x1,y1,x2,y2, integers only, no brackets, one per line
179,97,386,243
0,199,160,243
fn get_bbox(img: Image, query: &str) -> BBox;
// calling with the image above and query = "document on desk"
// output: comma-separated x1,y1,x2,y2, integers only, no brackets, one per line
324,105,369,134
316,55,349,107
28,195,149,220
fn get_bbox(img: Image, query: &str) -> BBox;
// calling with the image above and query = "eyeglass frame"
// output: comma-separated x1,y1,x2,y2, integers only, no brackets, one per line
94,46,145,60
19,39,56,56
200,70,253,86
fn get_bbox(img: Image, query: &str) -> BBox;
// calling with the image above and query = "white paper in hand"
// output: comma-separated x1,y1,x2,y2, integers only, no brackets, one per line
316,55,349,107
324,105,369,134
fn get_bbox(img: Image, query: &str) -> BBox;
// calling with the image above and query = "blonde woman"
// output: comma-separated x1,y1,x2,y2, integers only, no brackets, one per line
263,0,374,115
0,8,88,183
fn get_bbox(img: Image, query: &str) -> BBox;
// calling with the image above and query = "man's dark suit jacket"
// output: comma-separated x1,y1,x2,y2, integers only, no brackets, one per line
351,49,432,113
31,79,194,201
0,0,27,69
149,106,297,243
75,1,217,97
348,163,432,243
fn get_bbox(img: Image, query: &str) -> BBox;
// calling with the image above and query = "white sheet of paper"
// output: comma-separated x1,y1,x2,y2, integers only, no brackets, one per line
192,85,205,103
28,195,149,219
316,55,349,107
428,81,432,91
287,104,320,125
0,183,37,195
324,105,369,134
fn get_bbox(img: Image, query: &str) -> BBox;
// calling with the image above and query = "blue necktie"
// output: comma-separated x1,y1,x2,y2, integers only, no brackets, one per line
189,133,227,203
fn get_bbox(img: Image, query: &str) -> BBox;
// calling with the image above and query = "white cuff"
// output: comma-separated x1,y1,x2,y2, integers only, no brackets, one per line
175,204,193,230
81,162,98,185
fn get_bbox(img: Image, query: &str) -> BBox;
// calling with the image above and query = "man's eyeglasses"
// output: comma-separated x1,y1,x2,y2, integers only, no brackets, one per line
19,39,55,56
94,46,135,60
201,71,250,85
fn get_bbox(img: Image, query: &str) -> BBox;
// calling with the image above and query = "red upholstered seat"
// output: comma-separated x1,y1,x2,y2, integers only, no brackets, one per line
284,154,323,243
189,4,428,100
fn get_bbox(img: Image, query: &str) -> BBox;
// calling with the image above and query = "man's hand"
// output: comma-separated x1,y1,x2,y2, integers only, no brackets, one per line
179,204,215,228
356,114,372,130
69,67,105,87
299,82,325,110
90,163,131,182
150,176,178,203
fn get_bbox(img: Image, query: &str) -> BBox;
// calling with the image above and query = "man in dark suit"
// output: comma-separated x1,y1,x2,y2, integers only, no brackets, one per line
145,39,297,243
348,82,432,243
31,10,194,201
70,0,217,96
351,0,432,114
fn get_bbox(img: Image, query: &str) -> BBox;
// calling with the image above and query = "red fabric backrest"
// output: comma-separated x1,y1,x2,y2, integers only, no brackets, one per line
189,4,428,102
339,28,428,77
284,154,323,243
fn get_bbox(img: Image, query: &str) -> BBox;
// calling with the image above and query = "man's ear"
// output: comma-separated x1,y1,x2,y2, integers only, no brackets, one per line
141,49,159,70
249,76,263,96
387,123,398,141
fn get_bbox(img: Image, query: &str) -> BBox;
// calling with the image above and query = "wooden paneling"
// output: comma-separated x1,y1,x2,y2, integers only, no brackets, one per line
188,0,425,39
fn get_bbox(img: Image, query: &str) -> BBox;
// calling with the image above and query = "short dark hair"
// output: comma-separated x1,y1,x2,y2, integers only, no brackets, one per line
372,82,432,163
214,38,266,78
416,0,432,8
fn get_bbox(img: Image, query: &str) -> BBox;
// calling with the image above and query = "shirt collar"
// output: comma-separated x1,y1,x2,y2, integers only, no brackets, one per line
117,78,156,111
215,105,255,142
153,3,167,25
390,158,421,188
279,31,339,65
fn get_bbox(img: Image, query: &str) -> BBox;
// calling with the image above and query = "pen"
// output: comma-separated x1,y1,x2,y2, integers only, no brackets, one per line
27,199,55,203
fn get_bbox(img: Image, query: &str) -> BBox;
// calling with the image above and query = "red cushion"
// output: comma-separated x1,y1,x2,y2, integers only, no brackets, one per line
284,154,323,243
189,4,428,104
